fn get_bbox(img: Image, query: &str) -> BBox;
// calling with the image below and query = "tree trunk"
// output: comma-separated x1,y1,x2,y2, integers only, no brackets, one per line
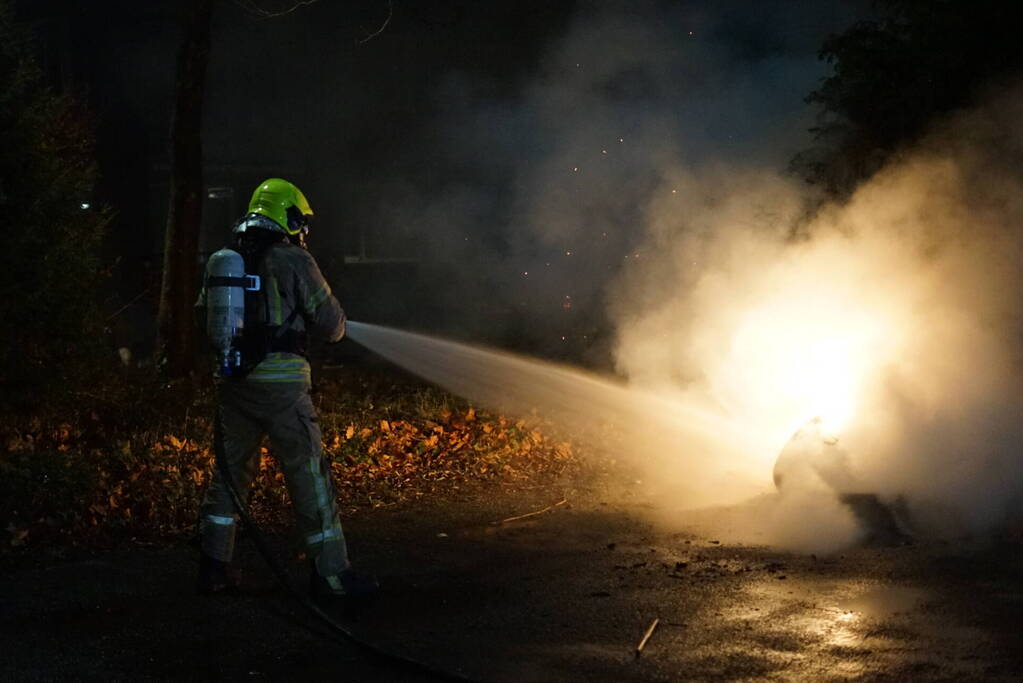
157,0,213,377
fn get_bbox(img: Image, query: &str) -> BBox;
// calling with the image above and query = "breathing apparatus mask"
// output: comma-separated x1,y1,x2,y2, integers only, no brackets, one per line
286,205,311,249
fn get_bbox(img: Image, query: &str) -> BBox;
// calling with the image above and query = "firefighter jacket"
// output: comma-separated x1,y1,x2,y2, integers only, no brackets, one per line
197,238,345,384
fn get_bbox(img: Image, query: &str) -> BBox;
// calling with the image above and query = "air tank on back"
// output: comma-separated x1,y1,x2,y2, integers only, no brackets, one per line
205,248,246,375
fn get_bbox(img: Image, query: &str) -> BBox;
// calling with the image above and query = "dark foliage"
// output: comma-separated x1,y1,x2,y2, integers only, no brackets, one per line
0,0,111,401
1,368,578,552
794,0,1023,195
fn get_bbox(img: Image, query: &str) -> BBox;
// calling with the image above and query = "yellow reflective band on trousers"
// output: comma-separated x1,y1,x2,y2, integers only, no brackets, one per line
246,352,311,384
199,381,351,574
307,456,339,557
305,526,343,546
205,514,236,526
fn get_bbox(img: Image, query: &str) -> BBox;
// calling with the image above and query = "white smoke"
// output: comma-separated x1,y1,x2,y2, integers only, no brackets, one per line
612,84,1023,546
357,2,1023,551
372,1,854,351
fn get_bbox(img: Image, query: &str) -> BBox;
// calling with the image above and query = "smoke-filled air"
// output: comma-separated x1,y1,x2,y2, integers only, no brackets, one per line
356,87,1023,553
610,85,1023,549
345,5,1023,553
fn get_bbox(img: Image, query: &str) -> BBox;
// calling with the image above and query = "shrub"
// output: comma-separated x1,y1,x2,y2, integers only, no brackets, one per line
0,0,111,403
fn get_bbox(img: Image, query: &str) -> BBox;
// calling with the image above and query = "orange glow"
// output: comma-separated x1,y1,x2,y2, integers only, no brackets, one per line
715,273,898,454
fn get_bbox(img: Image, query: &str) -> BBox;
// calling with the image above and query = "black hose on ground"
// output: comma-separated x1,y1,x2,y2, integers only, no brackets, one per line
212,406,476,682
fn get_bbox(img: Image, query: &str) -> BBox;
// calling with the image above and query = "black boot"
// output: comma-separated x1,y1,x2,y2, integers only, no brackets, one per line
196,552,240,596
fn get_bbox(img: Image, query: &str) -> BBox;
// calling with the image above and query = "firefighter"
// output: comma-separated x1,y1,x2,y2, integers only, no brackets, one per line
195,178,377,600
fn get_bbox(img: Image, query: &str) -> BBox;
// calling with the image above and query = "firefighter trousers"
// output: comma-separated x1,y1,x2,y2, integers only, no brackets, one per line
199,380,350,578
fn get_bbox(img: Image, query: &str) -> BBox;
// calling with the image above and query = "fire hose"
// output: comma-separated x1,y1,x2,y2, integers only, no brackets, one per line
212,407,476,682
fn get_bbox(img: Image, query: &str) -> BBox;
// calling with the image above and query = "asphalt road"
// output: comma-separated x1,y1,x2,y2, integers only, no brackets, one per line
3,481,1023,682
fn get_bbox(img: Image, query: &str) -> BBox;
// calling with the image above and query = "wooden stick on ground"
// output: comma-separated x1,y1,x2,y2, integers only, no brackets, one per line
491,498,567,525
635,618,660,658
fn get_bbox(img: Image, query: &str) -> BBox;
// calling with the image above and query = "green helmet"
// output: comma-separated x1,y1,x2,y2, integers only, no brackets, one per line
247,178,314,235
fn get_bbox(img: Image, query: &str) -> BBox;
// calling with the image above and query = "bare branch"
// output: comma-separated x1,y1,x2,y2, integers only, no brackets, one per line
231,0,320,19
490,498,567,525
230,0,392,43
634,618,660,658
357,0,393,45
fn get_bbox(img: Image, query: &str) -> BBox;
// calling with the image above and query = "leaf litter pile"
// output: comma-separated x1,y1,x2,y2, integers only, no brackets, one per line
0,366,579,552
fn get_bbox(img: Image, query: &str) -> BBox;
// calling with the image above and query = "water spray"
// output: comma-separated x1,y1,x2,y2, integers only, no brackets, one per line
345,320,772,507
345,318,924,546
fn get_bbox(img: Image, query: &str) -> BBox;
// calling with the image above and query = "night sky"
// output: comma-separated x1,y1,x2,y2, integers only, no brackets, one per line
19,0,866,362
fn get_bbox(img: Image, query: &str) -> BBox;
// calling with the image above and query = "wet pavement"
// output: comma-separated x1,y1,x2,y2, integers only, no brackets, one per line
3,482,1023,681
